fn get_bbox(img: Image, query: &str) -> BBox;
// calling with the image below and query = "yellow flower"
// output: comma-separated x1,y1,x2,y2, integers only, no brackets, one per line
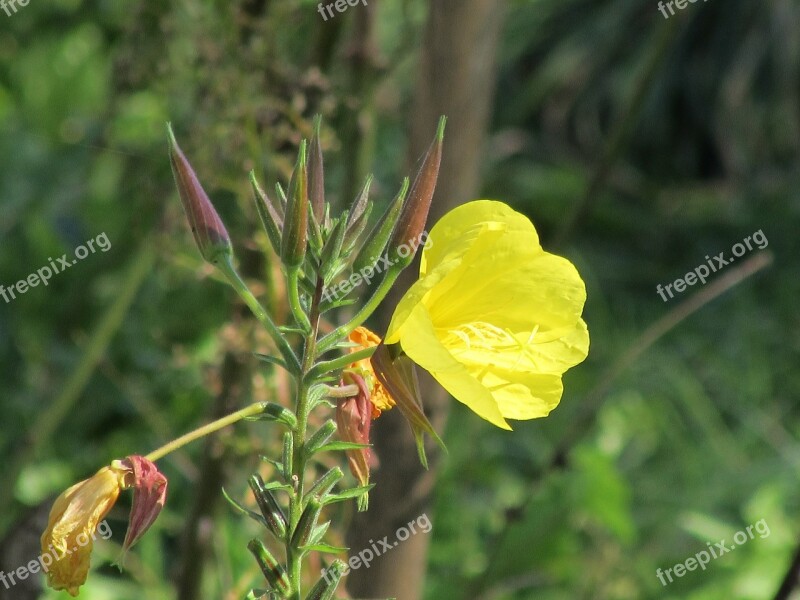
385,200,589,429
40,464,127,596
348,326,395,416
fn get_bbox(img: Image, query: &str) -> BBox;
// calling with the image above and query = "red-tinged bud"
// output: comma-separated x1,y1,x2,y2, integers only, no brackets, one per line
336,373,378,500
167,124,233,265
116,455,168,554
308,115,325,223
281,141,309,268
387,116,446,267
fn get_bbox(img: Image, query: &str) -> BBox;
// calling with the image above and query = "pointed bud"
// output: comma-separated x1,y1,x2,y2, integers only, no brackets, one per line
250,171,284,256
281,141,309,268
306,560,346,600
308,115,325,223
306,420,337,456
167,124,233,264
247,539,292,595
118,455,168,553
248,474,288,540
371,342,445,469
387,116,446,267
352,177,409,273
307,467,344,499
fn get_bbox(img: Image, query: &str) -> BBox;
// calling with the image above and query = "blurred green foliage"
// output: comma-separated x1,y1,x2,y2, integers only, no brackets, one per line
1,0,799,599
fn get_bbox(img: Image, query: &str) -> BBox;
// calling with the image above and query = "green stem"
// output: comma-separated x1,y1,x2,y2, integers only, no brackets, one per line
217,256,301,374
316,266,402,353
306,346,376,383
287,276,324,598
145,402,270,462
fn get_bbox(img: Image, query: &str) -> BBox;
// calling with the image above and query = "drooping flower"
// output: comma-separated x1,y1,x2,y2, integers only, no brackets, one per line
41,456,168,596
385,200,589,429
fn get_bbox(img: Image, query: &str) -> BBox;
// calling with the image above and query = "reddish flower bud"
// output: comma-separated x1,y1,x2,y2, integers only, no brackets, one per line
167,124,233,264
387,116,446,267
308,115,325,223
281,141,309,268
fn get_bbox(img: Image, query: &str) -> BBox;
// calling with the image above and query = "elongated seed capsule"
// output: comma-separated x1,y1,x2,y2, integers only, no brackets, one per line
248,474,287,539
282,431,293,480
290,497,323,550
307,467,343,499
305,420,337,456
305,560,346,600
247,539,292,595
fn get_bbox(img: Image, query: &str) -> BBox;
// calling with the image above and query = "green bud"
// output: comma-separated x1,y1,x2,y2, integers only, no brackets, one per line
352,177,409,273
250,171,283,256
281,141,309,268
248,474,288,540
167,123,233,265
247,539,292,596
387,116,446,268
308,115,325,223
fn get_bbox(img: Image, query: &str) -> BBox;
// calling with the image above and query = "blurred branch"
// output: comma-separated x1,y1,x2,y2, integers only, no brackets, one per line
774,536,800,600
553,17,680,248
0,241,157,516
471,250,774,598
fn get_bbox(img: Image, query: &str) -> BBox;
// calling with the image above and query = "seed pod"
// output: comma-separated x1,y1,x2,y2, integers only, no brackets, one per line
281,141,309,268
307,467,343,499
305,560,346,600
282,431,293,480
167,123,233,265
387,116,446,268
352,177,409,273
247,539,292,596
248,474,287,540
305,420,337,456
290,497,323,550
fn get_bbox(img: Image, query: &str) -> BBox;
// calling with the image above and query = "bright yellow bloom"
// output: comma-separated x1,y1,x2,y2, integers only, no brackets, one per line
40,464,127,596
385,200,589,429
348,326,395,416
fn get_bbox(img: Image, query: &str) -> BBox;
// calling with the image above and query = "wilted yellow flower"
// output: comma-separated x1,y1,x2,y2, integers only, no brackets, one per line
385,200,589,429
40,464,127,596
40,456,168,596
348,326,395,416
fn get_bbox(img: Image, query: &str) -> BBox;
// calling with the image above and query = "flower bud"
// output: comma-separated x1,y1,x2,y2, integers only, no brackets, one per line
387,116,445,267
167,124,233,265
247,539,292,595
281,141,309,268
250,171,283,256
308,115,325,223
353,177,409,273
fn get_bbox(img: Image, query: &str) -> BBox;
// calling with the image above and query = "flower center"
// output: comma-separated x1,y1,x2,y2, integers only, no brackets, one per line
441,321,540,370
